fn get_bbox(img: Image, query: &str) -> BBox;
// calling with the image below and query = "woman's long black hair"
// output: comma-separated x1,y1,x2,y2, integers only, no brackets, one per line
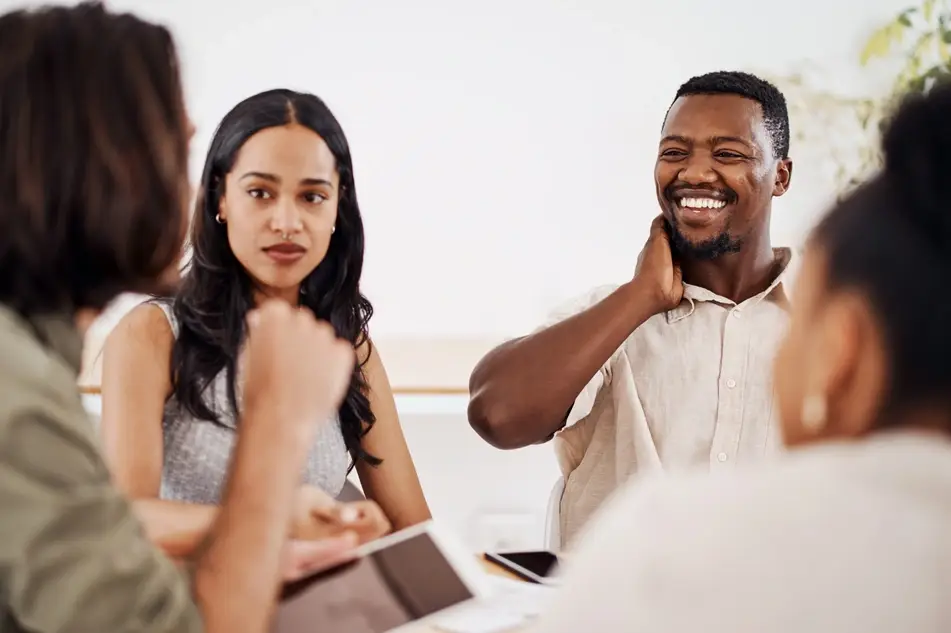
170,88,379,467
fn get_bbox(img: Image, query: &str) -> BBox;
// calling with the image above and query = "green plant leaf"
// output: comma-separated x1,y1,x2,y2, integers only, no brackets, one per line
908,74,927,92
911,62,951,93
911,30,936,61
860,25,900,64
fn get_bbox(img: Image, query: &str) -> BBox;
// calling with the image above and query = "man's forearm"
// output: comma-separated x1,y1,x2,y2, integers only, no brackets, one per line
468,280,660,448
191,404,315,633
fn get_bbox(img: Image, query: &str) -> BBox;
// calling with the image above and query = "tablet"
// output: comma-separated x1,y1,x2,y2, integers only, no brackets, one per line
273,521,491,633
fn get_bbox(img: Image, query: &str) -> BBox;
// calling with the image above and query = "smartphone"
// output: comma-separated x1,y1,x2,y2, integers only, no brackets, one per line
484,550,561,585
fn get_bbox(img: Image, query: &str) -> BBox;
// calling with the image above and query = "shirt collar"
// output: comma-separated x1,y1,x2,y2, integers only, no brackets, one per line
666,247,800,324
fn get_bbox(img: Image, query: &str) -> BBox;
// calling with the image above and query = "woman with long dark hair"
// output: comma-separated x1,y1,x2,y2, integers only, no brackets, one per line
101,89,430,551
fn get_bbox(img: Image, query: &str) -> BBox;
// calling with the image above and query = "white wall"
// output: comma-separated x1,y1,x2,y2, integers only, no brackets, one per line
76,0,908,346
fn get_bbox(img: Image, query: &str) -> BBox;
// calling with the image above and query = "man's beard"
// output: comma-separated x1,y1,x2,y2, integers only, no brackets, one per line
668,219,743,261
663,183,742,261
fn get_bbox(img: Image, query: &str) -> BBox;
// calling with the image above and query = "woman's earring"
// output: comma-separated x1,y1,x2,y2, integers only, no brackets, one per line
215,212,225,224
801,393,828,433
331,225,336,234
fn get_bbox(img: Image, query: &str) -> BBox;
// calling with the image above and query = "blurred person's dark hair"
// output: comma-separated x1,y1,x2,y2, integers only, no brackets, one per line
0,1,189,318
812,78,951,426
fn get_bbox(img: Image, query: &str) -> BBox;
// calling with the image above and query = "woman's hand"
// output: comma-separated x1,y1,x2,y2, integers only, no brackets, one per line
279,534,359,582
292,485,391,545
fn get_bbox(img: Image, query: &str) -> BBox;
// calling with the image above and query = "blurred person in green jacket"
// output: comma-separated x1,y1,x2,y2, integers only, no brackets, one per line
0,3,381,632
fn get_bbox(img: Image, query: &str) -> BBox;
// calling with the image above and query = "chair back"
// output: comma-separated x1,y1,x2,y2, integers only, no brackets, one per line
544,476,564,551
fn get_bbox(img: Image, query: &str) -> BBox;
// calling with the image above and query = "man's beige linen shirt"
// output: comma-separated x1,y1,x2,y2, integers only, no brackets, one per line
549,248,799,548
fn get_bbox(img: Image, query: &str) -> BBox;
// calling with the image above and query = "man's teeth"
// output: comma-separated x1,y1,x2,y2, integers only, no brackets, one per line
679,197,726,210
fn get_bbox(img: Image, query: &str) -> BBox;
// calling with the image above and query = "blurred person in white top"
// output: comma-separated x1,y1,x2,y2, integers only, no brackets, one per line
529,81,951,633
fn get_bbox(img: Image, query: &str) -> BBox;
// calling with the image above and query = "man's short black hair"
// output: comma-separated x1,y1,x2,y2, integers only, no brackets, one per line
670,70,790,160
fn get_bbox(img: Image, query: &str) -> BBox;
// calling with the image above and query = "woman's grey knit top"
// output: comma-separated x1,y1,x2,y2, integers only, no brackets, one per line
152,300,350,504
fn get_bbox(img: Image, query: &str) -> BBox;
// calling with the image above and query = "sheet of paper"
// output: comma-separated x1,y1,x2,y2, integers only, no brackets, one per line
429,574,556,633
430,608,527,633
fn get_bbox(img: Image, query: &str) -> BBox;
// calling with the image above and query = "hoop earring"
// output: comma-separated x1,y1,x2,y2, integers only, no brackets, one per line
215,213,225,224
801,394,828,433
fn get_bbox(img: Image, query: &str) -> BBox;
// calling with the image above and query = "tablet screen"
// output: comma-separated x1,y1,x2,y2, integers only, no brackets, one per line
273,527,477,633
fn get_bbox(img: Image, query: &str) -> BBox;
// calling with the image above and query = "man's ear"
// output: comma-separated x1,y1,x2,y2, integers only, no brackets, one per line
773,158,792,197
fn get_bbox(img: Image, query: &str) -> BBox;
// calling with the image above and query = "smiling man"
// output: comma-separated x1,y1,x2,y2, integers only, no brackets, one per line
467,71,797,549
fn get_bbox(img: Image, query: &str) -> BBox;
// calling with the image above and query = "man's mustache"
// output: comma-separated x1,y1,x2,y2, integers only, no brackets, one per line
664,184,738,204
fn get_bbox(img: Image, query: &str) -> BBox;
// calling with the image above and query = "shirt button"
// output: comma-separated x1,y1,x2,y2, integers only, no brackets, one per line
717,452,728,462
727,379,737,389
732,310,742,319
